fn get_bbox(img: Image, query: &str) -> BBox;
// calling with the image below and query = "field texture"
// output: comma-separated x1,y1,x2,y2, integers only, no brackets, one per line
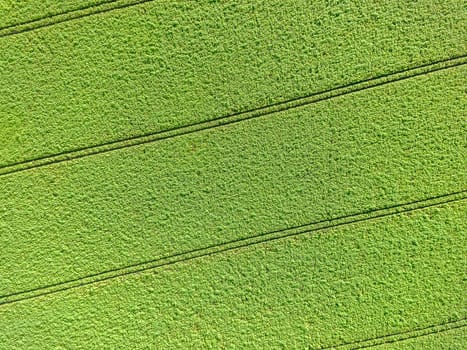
0,0,465,167
0,202,465,348
0,0,466,349
372,326,467,350
0,66,465,297
0,0,109,28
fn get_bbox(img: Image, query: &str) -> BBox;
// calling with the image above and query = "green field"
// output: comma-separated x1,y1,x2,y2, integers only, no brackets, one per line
1,66,465,297
0,0,465,167
0,0,465,348
371,326,467,350
0,202,465,348
0,0,109,28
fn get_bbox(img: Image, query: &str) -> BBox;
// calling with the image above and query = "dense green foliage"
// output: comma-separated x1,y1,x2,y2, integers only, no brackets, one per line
0,202,464,349
0,0,105,28
0,66,464,296
0,1,465,348
0,0,465,166
375,326,466,349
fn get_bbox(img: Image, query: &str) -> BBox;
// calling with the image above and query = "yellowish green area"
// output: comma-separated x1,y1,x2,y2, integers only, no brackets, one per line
1,67,465,296
0,201,465,348
0,0,465,349
374,326,466,349
0,0,464,166
0,0,108,28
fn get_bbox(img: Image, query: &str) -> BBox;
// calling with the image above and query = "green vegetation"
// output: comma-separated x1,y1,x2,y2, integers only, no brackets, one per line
374,326,466,349
0,0,106,28
0,0,465,167
0,66,464,296
0,201,464,349
0,1,465,348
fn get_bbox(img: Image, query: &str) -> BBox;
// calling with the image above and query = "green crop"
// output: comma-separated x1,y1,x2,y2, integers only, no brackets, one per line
0,0,106,28
0,201,464,349
374,326,467,349
0,66,464,297
0,1,465,348
0,0,464,167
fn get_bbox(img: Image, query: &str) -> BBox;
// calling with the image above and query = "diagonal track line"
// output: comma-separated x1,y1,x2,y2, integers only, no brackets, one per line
2,5,465,346
0,55,465,178
0,190,465,307
0,0,160,38
315,318,467,349
0,0,119,32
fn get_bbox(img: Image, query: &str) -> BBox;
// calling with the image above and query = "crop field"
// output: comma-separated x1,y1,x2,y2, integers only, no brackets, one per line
0,0,465,349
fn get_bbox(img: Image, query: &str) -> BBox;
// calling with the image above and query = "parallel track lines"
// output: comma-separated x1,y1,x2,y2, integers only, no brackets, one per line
0,55,465,178
2,2,465,348
317,318,467,349
0,190,465,307
0,0,158,38
0,0,119,31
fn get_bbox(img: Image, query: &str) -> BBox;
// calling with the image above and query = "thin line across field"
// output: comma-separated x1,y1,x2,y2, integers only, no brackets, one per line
0,190,464,307
316,318,467,349
0,55,465,178
0,0,119,32
0,0,159,38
